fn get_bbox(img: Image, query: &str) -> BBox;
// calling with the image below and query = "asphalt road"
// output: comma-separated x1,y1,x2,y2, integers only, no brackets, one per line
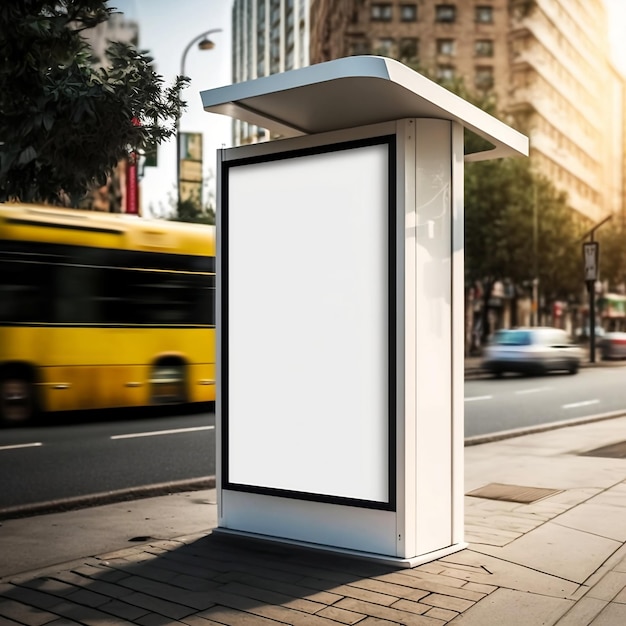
464,364,626,438
0,409,215,513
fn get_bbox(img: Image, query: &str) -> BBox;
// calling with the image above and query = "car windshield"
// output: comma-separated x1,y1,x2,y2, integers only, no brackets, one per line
492,330,532,346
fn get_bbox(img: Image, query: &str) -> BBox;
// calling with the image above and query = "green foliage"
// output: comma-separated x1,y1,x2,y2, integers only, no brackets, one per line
170,198,215,225
465,158,579,299
0,0,187,206
595,219,624,289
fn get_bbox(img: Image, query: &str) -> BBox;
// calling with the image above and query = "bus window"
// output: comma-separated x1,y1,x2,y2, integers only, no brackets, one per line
0,258,53,323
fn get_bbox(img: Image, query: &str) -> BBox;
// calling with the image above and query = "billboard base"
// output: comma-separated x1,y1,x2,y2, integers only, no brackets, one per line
212,527,468,569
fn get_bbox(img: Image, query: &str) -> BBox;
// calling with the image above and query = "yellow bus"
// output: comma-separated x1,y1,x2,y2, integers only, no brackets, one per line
0,203,215,425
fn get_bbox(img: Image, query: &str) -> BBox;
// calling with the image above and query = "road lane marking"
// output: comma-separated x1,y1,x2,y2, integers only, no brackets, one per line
562,399,600,410
0,442,43,451
515,387,551,395
465,395,493,402
110,425,215,440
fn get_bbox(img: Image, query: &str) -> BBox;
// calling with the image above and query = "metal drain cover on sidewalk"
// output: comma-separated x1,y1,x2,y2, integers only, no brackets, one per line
581,441,626,459
466,483,562,504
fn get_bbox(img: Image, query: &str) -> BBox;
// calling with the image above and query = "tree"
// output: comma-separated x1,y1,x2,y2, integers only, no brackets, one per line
595,220,626,291
0,0,186,206
465,158,580,302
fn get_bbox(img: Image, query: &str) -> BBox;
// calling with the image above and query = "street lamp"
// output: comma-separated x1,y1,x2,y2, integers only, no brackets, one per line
176,28,222,207
532,181,538,326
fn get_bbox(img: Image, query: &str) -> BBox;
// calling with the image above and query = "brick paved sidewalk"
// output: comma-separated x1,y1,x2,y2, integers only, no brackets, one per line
0,531,493,625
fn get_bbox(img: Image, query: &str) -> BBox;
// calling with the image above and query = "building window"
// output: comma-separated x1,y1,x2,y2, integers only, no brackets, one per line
399,37,419,60
376,37,395,56
437,38,455,56
476,6,493,23
437,65,455,81
475,39,494,57
435,4,456,23
475,66,494,89
400,4,418,22
371,3,392,21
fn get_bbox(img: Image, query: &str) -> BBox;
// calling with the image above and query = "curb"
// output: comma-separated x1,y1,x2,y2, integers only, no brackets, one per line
0,477,216,522
465,409,626,446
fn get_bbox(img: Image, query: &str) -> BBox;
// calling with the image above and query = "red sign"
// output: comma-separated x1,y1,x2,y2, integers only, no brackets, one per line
126,151,139,214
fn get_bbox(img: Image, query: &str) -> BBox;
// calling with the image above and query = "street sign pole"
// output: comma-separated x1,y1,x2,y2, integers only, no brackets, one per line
583,240,599,363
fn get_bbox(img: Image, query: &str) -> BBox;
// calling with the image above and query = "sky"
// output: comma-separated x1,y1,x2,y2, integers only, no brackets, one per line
606,0,626,74
108,0,626,216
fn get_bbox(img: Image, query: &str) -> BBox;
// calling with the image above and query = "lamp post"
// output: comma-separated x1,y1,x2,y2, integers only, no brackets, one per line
532,182,538,326
580,214,612,363
176,28,222,208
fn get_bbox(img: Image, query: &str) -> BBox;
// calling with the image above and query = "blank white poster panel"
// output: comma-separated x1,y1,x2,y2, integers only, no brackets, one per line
226,142,390,504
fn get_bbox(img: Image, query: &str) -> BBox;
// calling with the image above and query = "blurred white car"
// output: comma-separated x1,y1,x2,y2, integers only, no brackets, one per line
482,327,582,377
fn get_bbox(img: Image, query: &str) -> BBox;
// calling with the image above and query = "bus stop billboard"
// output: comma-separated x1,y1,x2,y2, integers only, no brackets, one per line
202,56,528,567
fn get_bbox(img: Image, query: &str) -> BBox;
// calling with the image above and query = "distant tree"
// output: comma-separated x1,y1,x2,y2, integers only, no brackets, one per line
0,0,187,206
596,219,625,290
465,158,580,301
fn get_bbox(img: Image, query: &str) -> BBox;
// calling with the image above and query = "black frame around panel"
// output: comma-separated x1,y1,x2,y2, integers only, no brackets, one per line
220,134,397,511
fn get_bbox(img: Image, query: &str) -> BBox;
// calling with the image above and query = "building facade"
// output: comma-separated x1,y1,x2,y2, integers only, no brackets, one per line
232,0,626,225
232,0,310,144
505,0,623,225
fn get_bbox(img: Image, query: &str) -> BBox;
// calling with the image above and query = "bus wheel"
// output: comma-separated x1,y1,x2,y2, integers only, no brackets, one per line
150,363,187,405
0,378,35,426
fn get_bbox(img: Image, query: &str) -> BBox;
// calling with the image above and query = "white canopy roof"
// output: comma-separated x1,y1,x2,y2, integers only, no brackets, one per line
201,55,528,162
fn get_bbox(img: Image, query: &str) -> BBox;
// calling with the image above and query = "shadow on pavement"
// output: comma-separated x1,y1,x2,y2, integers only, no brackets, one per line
1,531,486,624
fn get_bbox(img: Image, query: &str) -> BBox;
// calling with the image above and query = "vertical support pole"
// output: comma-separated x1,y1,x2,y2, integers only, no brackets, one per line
125,151,139,214
588,232,596,364
399,119,416,560
589,281,596,363
451,121,465,546
532,183,538,327
413,119,453,554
